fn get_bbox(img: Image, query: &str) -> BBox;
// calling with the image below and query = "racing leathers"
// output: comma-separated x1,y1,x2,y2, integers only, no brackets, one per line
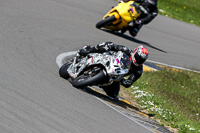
78,42,143,99
122,0,158,36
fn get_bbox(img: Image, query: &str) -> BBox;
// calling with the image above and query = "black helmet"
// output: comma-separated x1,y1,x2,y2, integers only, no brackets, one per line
147,0,158,5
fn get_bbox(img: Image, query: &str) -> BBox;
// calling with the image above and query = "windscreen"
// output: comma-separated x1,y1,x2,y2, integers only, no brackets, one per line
120,53,131,70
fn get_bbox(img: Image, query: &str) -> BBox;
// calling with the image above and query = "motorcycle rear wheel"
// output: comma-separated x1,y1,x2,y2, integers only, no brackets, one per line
72,69,105,88
96,15,116,29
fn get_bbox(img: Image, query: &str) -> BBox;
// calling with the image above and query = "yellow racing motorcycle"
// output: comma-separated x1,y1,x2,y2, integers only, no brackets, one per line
96,1,141,34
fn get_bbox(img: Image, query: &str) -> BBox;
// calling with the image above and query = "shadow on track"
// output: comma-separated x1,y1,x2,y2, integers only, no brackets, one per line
102,29,167,53
78,86,155,117
66,78,152,116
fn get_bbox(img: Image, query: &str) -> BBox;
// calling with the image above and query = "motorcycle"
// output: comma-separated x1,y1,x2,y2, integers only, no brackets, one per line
96,1,141,34
59,51,131,88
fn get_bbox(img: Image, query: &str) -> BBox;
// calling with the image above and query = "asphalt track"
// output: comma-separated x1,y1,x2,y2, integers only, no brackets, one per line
0,0,200,133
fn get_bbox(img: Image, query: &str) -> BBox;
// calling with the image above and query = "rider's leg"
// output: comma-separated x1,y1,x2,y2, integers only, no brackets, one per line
102,82,120,99
129,24,143,37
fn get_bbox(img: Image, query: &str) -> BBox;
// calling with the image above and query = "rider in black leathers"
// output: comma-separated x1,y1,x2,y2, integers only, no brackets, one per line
121,0,158,37
78,42,149,99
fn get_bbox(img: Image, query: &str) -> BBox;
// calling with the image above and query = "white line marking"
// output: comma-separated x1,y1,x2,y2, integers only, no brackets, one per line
94,97,156,133
144,65,157,71
147,60,200,73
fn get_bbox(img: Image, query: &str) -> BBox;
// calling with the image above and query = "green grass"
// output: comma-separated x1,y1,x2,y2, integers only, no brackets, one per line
158,0,200,26
122,69,200,132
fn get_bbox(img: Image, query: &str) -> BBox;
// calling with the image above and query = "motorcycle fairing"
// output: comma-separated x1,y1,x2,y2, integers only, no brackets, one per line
103,1,141,31
67,51,131,83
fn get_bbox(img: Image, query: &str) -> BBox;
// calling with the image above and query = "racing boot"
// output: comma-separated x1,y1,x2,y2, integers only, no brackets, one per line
102,82,120,100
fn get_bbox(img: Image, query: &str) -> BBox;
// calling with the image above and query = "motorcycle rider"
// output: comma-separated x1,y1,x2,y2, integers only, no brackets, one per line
120,0,158,37
78,42,149,99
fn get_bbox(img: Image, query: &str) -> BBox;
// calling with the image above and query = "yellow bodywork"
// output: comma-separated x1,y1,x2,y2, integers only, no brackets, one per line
103,1,141,31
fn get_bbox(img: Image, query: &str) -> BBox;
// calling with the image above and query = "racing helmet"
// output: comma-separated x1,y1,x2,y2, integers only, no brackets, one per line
130,45,148,66
147,0,158,5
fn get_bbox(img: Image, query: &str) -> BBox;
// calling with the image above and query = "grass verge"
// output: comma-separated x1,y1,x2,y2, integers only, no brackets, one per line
120,69,200,132
158,0,200,27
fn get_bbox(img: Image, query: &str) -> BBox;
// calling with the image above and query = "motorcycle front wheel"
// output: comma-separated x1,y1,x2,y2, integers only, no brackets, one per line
96,15,116,29
59,62,71,79
72,69,105,88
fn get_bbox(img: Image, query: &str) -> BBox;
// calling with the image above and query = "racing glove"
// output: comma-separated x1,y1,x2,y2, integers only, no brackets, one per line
121,78,133,88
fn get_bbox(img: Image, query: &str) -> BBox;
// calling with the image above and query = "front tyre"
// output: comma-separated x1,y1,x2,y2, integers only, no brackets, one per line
59,62,71,79
72,69,105,88
96,15,116,29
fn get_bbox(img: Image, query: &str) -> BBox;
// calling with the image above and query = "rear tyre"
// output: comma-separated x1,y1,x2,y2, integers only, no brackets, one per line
72,69,105,88
96,15,116,29
59,62,71,79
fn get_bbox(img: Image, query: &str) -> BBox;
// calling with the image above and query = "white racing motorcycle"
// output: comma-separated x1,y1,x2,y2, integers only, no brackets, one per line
59,51,131,88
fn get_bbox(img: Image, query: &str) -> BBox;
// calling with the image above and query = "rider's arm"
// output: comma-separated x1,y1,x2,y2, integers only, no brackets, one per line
139,8,158,24
93,42,131,56
111,44,131,56
121,65,143,88
78,45,97,56
79,42,131,56
78,42,114,56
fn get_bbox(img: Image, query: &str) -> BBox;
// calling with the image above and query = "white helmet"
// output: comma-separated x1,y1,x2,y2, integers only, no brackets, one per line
130,45,149,66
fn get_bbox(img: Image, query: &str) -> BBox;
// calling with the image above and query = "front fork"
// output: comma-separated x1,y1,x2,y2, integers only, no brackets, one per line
68,52,82,78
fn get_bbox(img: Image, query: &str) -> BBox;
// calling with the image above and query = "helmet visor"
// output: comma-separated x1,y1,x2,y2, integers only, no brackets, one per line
134,52,146,65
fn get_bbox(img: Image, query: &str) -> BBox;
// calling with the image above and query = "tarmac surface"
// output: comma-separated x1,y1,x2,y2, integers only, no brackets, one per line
0,0,200,133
